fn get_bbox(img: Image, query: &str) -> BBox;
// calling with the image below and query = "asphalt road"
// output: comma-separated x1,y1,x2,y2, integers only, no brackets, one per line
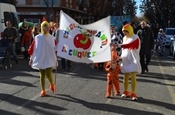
0,49,175,115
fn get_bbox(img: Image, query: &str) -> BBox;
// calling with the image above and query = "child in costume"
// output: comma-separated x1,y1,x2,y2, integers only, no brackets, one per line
105,42,120,98
119,24,141,101
111,24,123,56
28,21,57,96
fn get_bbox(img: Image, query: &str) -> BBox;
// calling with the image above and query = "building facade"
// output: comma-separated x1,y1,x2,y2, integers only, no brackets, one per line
16,0,88,24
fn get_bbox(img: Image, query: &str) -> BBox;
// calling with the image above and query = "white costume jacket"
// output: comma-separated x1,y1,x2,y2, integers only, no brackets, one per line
28,34,57,69
120,35,141,74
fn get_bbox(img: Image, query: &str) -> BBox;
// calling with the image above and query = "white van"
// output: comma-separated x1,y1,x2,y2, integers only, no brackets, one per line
0,2,18,39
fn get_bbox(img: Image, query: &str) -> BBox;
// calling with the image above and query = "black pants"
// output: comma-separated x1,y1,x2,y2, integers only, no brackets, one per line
61,58,71,70
23,45,29,59
140,53,151,71
98,62,104,71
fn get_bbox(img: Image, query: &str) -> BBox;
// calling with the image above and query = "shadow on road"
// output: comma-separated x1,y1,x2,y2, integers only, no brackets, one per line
0,59,39,86
0,93,66,115
56,94,163,115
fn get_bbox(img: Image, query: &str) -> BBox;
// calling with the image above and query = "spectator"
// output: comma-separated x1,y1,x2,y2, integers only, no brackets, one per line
18,21,28,55
153,23,160,41
28,21,57,96
30,23,41,44
55,24,72,71
21,26,33,59
137,21,154,74
52,23,59,37
98,62,104,71
49,22,54,35
157,28,166,56
130,21,139,34
3,20,19,64
18,21,28,45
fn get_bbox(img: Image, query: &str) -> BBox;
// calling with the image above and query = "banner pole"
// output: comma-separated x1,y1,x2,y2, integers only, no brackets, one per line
110,44,115,96
54,56,58,94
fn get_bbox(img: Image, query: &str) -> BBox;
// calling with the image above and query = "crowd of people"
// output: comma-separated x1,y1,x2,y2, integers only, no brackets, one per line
0,18,166,101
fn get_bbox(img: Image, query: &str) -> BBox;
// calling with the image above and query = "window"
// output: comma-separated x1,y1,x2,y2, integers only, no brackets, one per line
66,3,69,7
76,0,82,4
41,0,58,7
32,19,40,23
24,18,40,24
4,12,19,29
16,0,25,5
166,29,175,35
32,0,41,5
24,19,32,22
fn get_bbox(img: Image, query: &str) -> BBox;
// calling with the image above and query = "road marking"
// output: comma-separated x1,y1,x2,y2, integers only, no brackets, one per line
17,89,49,109
65,68,79,77
106,98,112,104
171,66,175,71
157,60,175,104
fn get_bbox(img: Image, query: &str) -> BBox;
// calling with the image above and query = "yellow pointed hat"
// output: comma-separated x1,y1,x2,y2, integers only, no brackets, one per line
41,21,49,34
122,24,134,37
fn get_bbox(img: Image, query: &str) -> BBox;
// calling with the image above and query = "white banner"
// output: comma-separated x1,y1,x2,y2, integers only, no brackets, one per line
57,10,111,63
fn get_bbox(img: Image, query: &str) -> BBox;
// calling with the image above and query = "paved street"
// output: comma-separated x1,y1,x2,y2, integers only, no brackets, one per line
0,49,175,115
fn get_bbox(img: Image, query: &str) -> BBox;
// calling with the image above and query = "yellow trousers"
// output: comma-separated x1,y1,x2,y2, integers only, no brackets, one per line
123,72,137,93
39,67,54,91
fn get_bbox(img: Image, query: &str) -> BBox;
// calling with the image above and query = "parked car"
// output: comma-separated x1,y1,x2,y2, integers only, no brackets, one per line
164,28,175,47
170,35,175,60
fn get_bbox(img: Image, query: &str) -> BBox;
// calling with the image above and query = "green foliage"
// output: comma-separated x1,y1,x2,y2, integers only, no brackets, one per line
85,0,137,20
139,0,175,27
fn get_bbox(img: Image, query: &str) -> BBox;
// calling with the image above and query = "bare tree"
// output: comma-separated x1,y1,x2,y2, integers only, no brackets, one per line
89,0,136,19
43,0,54,22
78,0,137,22
140,0,175,27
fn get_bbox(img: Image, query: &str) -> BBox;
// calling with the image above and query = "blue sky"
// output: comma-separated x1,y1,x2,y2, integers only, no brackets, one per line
135,0,143,16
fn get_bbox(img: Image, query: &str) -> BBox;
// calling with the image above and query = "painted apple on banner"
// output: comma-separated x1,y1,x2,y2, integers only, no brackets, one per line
74,31,92,50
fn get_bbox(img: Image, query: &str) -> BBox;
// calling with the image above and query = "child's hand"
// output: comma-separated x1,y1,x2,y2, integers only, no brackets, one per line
118,57,122,61
117,42,121,48
29,60,32,66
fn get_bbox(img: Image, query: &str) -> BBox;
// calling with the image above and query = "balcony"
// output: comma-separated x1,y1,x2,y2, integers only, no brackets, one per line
16,0,60,7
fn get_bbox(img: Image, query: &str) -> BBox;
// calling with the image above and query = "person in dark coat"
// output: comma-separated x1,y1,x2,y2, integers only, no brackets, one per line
18,21,28,43
137,21,154,74
18,21,28,55
4,20,19,64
